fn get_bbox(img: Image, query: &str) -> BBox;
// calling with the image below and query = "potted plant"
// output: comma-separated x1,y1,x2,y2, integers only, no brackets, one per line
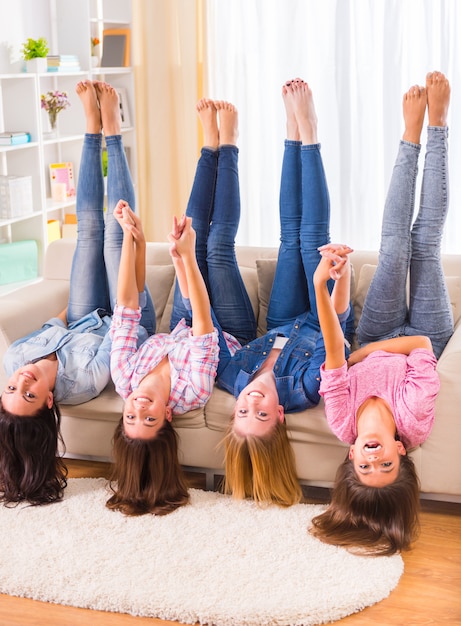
21,37,49,73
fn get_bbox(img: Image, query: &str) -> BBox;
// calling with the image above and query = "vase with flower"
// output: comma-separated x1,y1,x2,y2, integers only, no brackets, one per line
91,37,101,67
41,90,71,135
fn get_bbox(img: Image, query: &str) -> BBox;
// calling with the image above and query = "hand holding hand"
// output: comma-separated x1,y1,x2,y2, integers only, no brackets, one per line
113,200,145,243
168,215,195,260
168,215,187,259
113,199,134,226
317,243,353,281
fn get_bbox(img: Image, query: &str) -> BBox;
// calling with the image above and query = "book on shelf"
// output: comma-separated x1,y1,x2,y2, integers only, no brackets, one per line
49,162,76,198
47,54,81,72
47,66,81,73
0,132,31,146
47,54,79,64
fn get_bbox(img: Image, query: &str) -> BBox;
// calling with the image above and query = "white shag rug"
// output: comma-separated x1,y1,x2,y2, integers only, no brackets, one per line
0,478,403,625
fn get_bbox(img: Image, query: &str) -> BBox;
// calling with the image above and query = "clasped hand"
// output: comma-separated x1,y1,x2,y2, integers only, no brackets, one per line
168,215,196,260
113,200,145,244
315,243,353,282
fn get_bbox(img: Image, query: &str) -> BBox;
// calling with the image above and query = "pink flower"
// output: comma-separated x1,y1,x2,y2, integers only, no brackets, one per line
40,91,71,114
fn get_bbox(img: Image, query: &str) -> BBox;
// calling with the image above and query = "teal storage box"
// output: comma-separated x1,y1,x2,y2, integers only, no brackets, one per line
0,240,38,285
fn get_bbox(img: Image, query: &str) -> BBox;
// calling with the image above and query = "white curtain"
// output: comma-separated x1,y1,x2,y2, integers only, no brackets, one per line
133,0,201,242
205,0,461,253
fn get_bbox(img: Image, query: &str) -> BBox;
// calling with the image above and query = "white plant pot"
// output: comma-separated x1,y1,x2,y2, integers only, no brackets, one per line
25,57,47,73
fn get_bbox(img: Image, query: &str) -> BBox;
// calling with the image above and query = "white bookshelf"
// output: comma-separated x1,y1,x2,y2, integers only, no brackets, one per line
0,0,136,294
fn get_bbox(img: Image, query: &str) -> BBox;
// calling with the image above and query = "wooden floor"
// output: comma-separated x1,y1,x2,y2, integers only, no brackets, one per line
1,459,460,626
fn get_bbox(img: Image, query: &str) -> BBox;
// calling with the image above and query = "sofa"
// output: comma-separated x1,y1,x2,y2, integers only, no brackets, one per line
1,238,461,502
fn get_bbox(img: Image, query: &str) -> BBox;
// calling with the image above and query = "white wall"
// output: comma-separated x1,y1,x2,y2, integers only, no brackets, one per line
0,0,52,73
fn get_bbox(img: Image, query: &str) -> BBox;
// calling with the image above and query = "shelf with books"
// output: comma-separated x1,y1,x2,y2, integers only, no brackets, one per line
0,0,136,289
0,132,31,146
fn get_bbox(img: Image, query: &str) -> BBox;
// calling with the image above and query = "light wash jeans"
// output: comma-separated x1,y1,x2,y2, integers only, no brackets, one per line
170,146,257,346
66,133,155,334
357,127,453,359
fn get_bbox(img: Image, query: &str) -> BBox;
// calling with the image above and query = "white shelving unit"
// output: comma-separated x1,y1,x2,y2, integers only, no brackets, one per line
0,0,136,294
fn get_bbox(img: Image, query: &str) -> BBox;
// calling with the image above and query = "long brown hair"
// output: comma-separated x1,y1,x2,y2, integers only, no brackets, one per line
107,418,190,516
222,418,302,506
309,453,420,556
0,399,67,505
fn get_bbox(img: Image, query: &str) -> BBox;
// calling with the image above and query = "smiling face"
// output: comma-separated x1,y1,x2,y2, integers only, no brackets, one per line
352,396,407,487
233,372,284,437
349,434,406,487
123,391,172,440
2,364,54,416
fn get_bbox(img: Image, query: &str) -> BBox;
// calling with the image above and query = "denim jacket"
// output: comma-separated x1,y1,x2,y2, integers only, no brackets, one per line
3,309,113,405
217,309,351,414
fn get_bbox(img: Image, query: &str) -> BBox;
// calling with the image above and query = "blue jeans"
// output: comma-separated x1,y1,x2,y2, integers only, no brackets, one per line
66,133,155,334
357,128,453,359
267,141,349,331
170,146,256,346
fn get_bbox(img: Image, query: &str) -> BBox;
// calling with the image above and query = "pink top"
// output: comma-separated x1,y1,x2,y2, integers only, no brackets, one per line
319,348,439,449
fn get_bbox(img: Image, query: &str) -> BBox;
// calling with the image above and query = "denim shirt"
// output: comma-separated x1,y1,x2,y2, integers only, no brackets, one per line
3,309,113,405
217,309,351,414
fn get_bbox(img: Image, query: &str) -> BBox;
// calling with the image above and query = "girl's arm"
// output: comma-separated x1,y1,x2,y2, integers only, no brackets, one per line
330,258,351,316
134,238,146,295
313,245,353,370
113,200,142,310
169,217,214,336
169,215,189,299
348,335,433,366
56,307,68,325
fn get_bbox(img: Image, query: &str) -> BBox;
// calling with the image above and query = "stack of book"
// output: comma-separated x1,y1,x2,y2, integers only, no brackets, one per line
0,132,31,146
47,55,81,72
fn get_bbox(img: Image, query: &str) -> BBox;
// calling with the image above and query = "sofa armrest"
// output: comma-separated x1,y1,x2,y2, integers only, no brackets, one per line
418,323,461,495
436,322,461,377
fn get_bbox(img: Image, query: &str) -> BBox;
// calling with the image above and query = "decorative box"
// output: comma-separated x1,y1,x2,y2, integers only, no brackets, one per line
0,240,38,285
0,175,33,219
47,219,61,243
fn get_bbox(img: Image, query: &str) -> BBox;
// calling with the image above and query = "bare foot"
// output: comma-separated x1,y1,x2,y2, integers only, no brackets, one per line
426,71,450,127
402,85,427,144
197,98,218,149
75,80,101,133
283,80,318,145
282,78,302,141
94,81,121,136
215,101,239,146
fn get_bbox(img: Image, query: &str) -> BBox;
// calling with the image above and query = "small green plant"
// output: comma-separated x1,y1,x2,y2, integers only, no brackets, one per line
102,149,108,177
21,37,49,60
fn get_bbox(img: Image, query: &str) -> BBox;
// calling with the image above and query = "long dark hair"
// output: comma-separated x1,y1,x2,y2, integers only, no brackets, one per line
107,418,190,516
0,399,67,505
309,453,420,556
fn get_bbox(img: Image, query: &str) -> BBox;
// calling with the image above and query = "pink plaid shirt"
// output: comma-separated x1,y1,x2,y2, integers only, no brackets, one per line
110,305,219,415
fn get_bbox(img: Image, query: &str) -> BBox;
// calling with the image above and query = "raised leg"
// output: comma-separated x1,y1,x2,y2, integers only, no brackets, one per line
408,72,453,357
357,84,426,345
67,80,107,323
